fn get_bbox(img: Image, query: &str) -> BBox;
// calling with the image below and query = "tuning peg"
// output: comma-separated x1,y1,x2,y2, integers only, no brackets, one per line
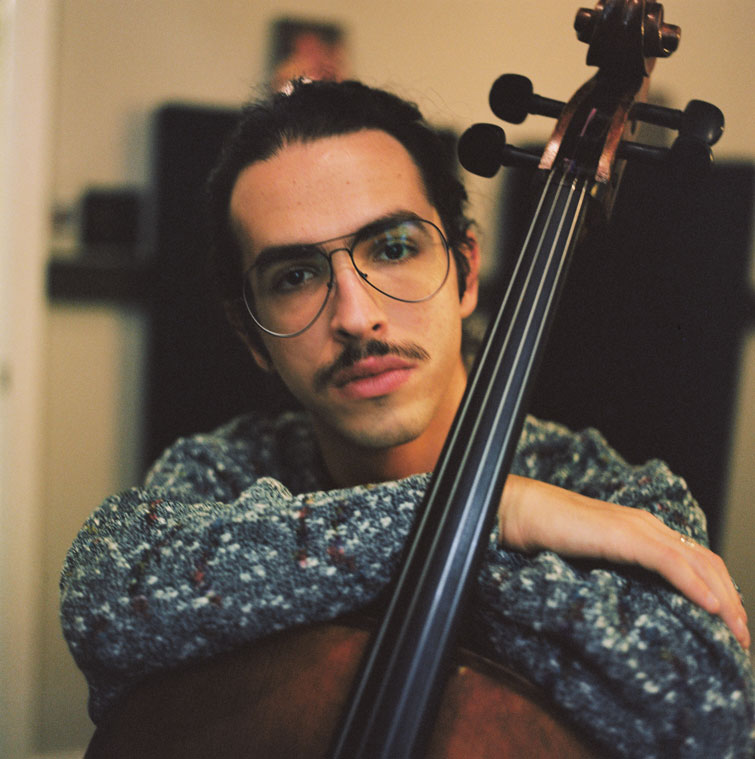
616,141,668,164
679,100,724,146
631,99,724,146
615,134,714,181
488,75,564,125
457,123,541,177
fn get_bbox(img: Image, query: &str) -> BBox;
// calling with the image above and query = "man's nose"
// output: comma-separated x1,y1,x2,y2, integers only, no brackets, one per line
327,251,386,340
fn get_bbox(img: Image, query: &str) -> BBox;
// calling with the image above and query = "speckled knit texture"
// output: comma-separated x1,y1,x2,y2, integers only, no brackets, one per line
60,412,754,757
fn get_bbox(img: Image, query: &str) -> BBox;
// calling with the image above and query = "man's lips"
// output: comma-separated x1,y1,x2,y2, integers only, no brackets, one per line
312,339,430,395
332,356,413,386
331,356,414,399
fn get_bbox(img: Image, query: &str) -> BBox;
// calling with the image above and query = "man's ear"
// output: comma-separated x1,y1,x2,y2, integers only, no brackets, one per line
459,232,480,319
223,300,275,373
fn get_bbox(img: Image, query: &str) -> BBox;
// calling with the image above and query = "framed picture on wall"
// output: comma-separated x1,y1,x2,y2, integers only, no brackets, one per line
269,18,349,93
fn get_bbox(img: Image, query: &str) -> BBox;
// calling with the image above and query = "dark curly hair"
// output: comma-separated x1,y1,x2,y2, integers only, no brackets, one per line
206,79,475,340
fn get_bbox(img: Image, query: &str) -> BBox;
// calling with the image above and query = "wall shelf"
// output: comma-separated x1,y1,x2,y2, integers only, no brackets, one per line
47,253,153,303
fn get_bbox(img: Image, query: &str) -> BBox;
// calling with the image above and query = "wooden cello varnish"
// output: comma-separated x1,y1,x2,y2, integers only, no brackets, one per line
86,621,600,758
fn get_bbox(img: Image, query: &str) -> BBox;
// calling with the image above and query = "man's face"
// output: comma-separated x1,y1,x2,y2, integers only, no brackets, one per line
230,130,478,462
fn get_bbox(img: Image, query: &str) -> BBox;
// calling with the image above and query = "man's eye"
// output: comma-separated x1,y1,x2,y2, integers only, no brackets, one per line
374,239,418,263
273,266,318,291
382,242,409,260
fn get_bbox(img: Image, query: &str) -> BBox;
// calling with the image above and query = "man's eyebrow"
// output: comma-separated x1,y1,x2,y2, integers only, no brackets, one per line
252,242,323,271
353,211,424,242
250,211,426,271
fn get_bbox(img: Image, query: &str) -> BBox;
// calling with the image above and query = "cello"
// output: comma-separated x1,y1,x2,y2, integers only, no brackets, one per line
86,2,724,756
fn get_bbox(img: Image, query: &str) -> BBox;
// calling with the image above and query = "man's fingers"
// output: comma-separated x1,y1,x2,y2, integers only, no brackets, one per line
500,477,751,649
680,539,750,649
649,527,750,649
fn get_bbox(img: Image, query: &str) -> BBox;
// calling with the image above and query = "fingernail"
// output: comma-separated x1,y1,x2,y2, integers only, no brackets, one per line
734,617,750,648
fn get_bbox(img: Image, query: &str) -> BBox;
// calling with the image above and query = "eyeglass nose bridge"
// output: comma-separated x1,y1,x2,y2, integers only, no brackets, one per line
323,244,371,285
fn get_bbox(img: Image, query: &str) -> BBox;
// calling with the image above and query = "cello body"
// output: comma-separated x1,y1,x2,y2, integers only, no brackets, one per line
86,621,600,758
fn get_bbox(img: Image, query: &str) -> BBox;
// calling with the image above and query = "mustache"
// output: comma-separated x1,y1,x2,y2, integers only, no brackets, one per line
313,339,430,391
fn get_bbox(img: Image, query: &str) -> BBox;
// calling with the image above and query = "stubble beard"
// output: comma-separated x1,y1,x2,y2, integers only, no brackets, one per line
311,388,431,453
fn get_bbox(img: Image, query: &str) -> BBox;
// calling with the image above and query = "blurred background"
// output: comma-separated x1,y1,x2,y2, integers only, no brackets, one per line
2,1,753,757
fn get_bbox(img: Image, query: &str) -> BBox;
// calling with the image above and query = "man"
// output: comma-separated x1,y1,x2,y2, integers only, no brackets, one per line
61,80,753,757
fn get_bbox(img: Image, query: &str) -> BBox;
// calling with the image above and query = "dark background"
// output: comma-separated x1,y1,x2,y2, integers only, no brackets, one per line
51,104,754,551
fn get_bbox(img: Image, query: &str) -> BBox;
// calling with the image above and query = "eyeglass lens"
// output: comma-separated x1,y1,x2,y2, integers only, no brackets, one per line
243,218,449,337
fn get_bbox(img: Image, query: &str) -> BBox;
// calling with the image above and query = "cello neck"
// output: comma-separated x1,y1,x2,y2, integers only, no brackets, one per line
330,168,593,759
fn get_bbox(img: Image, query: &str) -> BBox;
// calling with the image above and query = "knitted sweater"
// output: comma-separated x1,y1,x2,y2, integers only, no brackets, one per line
60,411,754,757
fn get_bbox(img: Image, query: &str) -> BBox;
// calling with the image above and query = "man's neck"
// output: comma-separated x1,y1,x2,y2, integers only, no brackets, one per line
315,431,439,488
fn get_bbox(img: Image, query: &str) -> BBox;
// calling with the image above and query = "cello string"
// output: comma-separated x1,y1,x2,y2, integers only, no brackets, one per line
337,170,592,758
333,169,567,756
432,170,586,519
386,173,591,757
378,170,583,657
422,169,562,507
418,173,590,609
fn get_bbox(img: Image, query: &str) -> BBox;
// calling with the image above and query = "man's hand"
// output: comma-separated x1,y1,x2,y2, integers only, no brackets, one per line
499,475,750,650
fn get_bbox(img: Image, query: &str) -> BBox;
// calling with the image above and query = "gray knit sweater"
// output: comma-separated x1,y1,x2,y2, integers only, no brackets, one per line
60,411,754,757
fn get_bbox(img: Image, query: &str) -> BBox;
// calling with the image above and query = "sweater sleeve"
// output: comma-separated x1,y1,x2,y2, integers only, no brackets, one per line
61,415,754,756
474,418,755,758
60,424,429,723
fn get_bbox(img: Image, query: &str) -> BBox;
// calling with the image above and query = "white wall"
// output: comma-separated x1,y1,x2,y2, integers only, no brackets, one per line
1,1,57,757
4,1,752,755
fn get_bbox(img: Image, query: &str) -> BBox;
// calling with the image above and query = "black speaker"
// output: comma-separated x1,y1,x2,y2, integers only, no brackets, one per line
144,104,297,467
489,158,754,550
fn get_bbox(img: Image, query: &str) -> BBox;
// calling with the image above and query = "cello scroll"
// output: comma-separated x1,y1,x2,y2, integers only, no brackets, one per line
460,1,723,189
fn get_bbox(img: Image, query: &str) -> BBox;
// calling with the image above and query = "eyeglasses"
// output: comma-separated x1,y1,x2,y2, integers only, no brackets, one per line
242,216,450,337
